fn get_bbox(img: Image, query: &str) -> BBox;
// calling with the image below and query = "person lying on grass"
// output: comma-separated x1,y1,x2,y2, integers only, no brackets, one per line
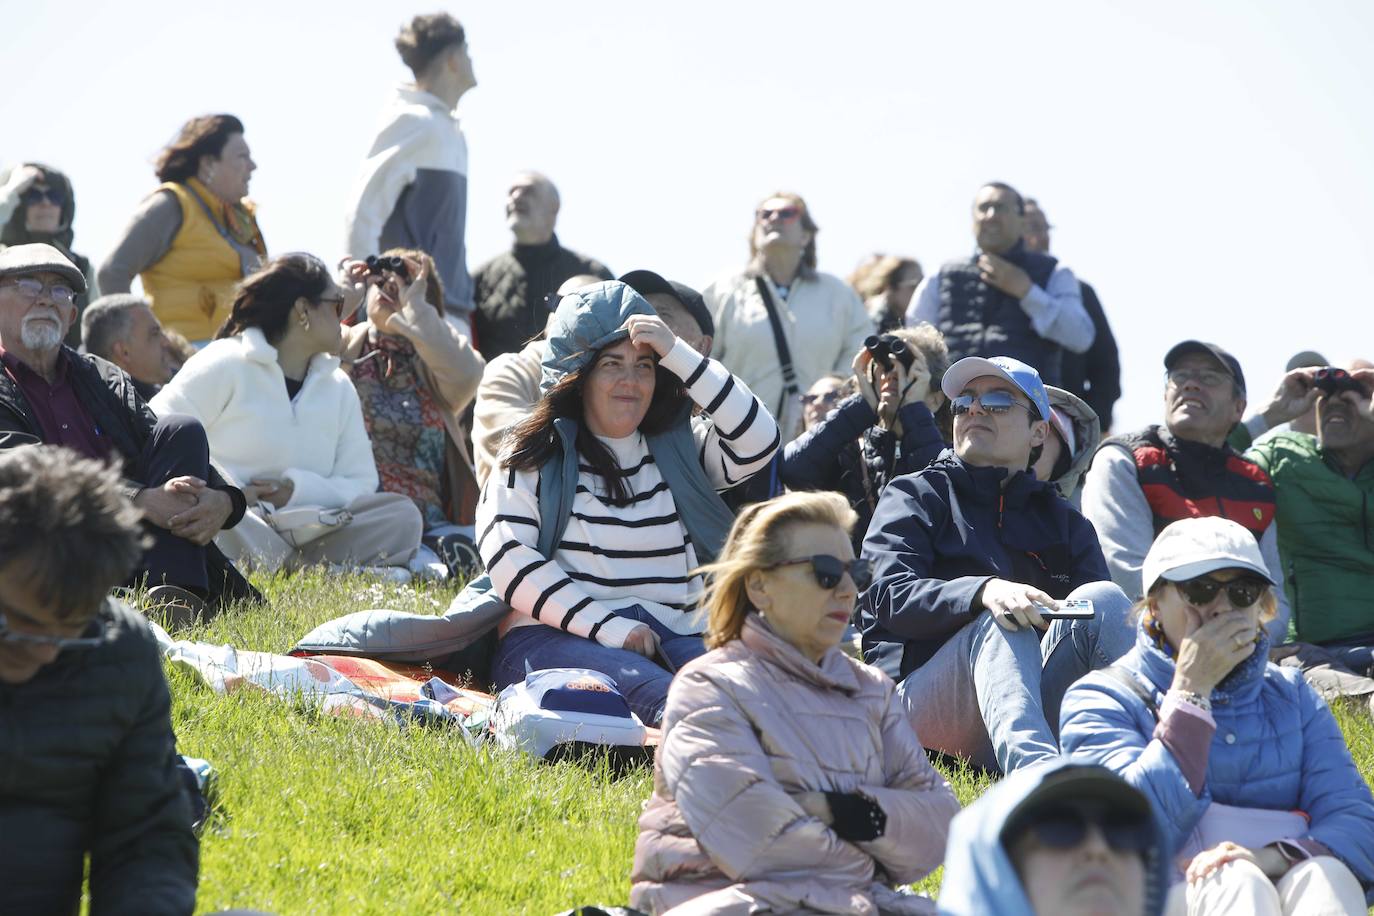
0,445,197,914
478,279,779,726
631,491,960,915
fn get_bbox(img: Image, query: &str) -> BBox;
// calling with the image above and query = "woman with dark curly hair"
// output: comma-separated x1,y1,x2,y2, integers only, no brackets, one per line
99,114,266,342
478,280,779,725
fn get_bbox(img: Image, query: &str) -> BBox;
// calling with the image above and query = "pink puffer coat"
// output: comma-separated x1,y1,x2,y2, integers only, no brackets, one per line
630,614,960,915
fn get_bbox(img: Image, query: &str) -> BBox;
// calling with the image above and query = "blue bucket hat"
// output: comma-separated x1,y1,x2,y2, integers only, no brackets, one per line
941,355,1051,421
541,280,657,391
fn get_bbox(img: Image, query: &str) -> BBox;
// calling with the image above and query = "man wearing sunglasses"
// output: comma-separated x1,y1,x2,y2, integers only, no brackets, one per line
940,760,1169,915
860,355,1134,775
1081,340,1290,642
1240,360,1374,677
0,243,246,623
0,446,197,912
904,182,1094,387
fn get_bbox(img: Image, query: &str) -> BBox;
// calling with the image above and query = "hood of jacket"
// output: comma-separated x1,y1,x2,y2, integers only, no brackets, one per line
541,280,655,390
1,162,81,255
937,758,1172,916
1046,385,1102,496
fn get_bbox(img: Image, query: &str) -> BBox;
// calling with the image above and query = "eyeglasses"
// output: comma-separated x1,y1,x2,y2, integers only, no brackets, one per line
800,390,843,406
1012,802,1154,855
21,187,64,207
756,206,800,223
951,390,1033,417
1172,574,1269,609
315,295,347,318
1167,368,1230,389
1,277,76,305
764,554,872,590
0,609,107,650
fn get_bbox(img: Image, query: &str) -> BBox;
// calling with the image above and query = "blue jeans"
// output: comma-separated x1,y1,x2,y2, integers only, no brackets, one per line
491,605,706,726
1318,638,1374,678
896,580,1136,774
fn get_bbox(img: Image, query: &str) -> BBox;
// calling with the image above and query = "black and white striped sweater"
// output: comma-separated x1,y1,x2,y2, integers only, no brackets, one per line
476,339,779,649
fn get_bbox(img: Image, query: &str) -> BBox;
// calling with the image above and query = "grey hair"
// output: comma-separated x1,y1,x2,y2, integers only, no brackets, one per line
0,446,147,620
81,294,149,360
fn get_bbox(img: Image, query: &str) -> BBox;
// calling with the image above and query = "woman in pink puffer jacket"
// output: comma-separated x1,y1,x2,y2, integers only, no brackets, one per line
630,491,961,915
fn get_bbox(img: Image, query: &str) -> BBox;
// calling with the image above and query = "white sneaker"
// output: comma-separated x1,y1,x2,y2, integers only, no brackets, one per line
409,545,450,582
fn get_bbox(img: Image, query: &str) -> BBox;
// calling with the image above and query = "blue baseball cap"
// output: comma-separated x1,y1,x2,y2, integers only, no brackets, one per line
941,356,1051,420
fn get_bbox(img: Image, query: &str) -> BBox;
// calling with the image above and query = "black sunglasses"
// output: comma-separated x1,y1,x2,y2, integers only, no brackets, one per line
951,390,1032,416
1172,574,1269,609
0,609,107,650
1013,803,1154,855
764,554,872,590
21,187,64,207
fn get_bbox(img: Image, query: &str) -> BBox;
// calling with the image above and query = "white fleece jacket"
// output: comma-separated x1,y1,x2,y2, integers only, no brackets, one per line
150,328,379,509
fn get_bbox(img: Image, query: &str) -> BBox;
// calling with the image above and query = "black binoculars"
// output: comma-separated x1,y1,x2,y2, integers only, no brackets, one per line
1313,367,1363,396
864,334,915,372
364,255,410,283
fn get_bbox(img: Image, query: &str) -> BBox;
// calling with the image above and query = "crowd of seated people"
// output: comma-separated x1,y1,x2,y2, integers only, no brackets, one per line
4,11,1374,913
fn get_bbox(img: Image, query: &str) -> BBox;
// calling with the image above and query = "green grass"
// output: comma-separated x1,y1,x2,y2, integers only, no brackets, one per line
169,573,1372,914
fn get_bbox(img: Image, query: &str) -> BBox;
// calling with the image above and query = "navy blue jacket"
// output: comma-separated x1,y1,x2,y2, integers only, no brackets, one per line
859,451,1110,680
781,394,945,552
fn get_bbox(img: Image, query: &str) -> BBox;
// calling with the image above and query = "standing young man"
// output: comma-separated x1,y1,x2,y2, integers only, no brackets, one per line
344,12,478,329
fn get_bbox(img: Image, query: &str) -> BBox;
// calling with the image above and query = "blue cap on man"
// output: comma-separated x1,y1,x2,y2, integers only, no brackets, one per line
940,356,1051,420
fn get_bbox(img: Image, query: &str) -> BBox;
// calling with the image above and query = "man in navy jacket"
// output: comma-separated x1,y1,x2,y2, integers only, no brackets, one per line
859,355,1133,774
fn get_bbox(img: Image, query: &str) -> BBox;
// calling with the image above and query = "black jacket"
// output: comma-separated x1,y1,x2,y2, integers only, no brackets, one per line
1057,281,1121,430
858,451,1110,680
781,394,946,551
471,235,611,359
0,600,198,914
0,347,243,524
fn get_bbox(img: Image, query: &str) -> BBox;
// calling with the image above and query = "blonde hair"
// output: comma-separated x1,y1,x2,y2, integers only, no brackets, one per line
697,491,857,649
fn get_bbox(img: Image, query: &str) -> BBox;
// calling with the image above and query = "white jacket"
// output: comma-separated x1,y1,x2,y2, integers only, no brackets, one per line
150,328,379,509
703,268,871,438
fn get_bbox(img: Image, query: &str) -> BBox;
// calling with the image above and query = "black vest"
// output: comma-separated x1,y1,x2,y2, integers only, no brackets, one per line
1111,425,1275,538
937,241,1063,383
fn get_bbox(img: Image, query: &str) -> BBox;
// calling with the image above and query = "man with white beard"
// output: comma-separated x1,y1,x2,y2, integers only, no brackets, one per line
0,244,247,624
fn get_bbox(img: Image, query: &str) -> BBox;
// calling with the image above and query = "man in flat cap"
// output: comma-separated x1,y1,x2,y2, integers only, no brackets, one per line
0,243,246,622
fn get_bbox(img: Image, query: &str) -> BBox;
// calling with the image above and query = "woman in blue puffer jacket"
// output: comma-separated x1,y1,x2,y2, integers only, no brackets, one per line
1060,516,1374,915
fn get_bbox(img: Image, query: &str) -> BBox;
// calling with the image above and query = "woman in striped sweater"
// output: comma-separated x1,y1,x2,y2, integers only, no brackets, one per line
477,280,780,725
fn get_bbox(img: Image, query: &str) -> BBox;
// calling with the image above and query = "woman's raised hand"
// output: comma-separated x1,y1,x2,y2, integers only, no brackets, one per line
1172,607,1257,695
623,314,677,358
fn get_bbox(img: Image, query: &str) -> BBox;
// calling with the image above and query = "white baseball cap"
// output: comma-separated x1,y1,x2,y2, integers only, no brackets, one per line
1142,516,1275,594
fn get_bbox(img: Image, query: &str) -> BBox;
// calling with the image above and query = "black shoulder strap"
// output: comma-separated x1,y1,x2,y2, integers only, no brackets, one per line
753,276,799,415
1099,663,1160,722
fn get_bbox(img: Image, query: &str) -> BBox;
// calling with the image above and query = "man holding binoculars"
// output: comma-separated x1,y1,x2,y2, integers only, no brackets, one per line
1240,359,1374,671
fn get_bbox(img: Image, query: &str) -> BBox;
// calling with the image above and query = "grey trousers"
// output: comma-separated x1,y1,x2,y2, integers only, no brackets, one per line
215,492,422,573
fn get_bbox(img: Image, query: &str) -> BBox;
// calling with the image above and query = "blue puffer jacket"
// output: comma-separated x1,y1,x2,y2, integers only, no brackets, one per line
1060,624,1374,903
937,758,1171,915
859,450,1110,680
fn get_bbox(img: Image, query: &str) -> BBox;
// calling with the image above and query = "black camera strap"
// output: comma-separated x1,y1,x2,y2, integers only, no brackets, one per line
753,275,800,416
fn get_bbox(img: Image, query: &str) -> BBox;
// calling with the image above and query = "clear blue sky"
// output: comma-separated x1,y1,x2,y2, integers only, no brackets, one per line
4,0,1371,430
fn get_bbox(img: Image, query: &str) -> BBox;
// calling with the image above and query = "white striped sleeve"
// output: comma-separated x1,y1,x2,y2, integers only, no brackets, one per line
474,466,641,648
659,339,780,490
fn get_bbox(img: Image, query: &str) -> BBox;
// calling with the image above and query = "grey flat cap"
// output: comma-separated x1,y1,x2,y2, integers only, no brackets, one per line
0,243,87,293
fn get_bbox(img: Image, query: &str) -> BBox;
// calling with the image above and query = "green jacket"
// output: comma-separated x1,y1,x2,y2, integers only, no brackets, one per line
1245,430,1374,645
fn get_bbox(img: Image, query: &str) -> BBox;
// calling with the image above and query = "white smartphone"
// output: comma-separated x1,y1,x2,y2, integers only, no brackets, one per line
1037,599,1095,619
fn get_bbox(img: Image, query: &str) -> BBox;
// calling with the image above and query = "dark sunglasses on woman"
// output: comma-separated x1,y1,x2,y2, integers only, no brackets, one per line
1009,801,1154,855
1172,574,1269,609
21,186,64,207
764,555,872,590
